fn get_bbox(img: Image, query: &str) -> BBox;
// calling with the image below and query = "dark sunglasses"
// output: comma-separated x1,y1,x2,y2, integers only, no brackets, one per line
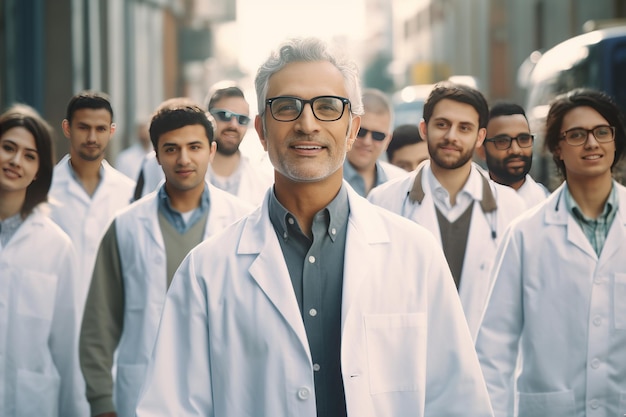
210,109,251,126
357,127,386,141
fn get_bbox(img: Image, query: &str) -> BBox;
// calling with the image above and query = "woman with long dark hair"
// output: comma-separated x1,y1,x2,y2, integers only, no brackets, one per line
0,104,86,416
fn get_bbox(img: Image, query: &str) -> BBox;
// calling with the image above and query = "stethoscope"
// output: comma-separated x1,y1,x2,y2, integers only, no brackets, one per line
400,169,499,241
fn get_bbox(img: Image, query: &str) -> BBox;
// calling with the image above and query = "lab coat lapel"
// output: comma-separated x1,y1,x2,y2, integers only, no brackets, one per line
599,185,626,262
341,186,389,324
55,155,91,204
138,195,165,251
239,198,311,360
204,184,230,238
546,186,597,259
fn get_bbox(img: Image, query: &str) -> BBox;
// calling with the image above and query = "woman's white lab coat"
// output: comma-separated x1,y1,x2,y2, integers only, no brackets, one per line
136,185,494,417
110,183,253,417
367,161,527,339
475,182,626,417
0,210,86,417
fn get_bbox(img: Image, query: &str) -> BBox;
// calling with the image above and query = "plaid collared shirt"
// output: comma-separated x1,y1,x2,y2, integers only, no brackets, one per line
565,183,618,256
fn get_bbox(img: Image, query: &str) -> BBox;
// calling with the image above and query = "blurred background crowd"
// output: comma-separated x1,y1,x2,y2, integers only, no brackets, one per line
1,0,626,187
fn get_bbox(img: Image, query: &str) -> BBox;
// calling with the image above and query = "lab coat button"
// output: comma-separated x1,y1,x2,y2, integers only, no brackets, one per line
593,316,602,326
590,399,599,409
297,387,310,400
590,358,600,369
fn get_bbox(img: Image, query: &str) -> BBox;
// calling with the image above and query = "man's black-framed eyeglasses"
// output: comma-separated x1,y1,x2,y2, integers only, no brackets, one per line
265,95,351,122
357,127,387,141
210,109,251,126
560,125,615,146
484,133,535,150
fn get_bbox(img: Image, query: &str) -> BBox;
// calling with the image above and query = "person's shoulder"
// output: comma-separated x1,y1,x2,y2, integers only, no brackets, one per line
379,160,410,180
187,213,251,259
116,191,158,219
102,160,136,187
27,210,74,249
503,192,553,237
352,188,437,245
208,183,257,215
50,154,72,186
615,180,626,198
368,167,417,199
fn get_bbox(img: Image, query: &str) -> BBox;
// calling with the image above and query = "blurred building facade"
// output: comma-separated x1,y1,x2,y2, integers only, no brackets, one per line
0,0,235,161
389,0,626,102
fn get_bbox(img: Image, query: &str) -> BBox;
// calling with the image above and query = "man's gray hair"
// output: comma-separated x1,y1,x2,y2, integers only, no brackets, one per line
254,37,364,117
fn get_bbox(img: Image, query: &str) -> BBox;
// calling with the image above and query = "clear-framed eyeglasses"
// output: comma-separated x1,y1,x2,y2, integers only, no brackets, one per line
560,125,615,146
265,95,351,122
484,133,534,150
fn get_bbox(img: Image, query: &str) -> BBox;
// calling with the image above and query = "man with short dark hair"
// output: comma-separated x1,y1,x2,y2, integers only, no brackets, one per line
368,82,526,339
79,98,253,417
476,88,626,417
133,84,273,205
49,90,135,313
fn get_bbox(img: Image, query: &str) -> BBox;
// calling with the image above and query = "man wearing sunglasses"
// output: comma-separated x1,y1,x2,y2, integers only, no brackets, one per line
343,88,407,196
205,83,273,206
476,102,549,208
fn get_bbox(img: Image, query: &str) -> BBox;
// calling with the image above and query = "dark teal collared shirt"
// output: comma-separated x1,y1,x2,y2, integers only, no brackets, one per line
157,183,211,234
268,185,349,417
564,182,618,256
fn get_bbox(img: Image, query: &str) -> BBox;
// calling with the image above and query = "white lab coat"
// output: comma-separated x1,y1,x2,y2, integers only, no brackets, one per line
137,151,273,206
516,174,549,208
48,154,135,311
367,161,527,339
0,210,86,417
136,184,494,417
475,182,626,417
379,159,410,181
115,142,150,180
110,183,254,417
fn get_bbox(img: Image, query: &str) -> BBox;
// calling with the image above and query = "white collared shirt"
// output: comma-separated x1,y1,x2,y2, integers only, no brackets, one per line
426,166,484,222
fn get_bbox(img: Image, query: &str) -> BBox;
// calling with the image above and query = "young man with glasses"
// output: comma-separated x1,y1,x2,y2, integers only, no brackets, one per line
368,82,526,340
343,88,407,196
476,102,549,207
136,37,494,417
476,88,626,417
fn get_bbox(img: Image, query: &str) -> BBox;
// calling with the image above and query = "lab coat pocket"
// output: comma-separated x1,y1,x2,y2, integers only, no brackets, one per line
517,390,575,417
364,313,426,394
17,269,57,320
115,363,148,417
613,273,626,329
16,368,60,417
